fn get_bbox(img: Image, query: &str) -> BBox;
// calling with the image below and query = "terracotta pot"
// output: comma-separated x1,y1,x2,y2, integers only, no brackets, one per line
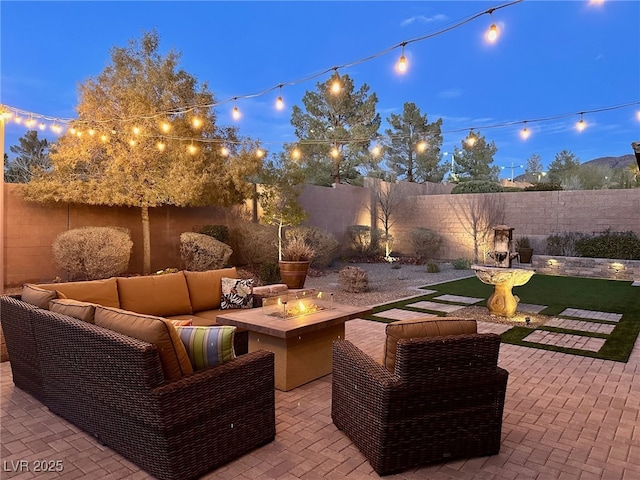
279,260,311,289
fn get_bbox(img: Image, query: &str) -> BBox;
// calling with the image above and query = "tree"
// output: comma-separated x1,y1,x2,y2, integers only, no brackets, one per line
524,153,545,183
21,31,260,274
382,102,446,183
453,131,499,182
257,151,308,261
547,149,580,187
290,72,381,186
368,179,405,260
4,131,51,183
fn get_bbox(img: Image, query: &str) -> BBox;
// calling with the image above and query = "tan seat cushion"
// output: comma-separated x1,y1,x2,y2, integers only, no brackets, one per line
117,272,193,317
22,284,58,309
94,306,193,381
183,268,237,312
383,317,478,372
49,298,97,323
38,278,120,308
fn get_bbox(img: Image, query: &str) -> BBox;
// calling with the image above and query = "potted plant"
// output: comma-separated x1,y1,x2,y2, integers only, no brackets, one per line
516,236,534,263
279,236,315,288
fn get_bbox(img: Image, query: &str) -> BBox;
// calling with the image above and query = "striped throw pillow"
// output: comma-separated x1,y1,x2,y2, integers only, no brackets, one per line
175,326,236,370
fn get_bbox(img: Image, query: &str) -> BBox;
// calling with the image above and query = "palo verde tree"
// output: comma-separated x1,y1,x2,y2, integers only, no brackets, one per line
453,131,500,182
4,130,52,183
382,102,446,183
22,30,261,274
290,72,381,186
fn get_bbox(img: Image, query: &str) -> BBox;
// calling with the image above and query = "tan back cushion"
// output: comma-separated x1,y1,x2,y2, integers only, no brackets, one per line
22,284,58,309
383,317,477,372
117,272,192,317
183,268,237,312
94,306,193,381
49,299,96,323
38,278,120,308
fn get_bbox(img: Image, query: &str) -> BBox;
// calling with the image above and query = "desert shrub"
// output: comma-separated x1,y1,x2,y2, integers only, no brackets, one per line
228,222,278,268
346,225,383,257
546,232,586,256
452,258,472,270
259,261,281,284
180,232,232,271
52,226,132,281
451,181,503,194
197,224,229,243
281,236,315,261
286,226,340,268
338,266,369,293
410,228,442,262
426,262,440,273
574,229,640,260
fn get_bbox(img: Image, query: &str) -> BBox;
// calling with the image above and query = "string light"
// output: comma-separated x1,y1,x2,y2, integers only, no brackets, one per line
396,43,408,74
161,122,171,133
291,148,301,160
416,140,427,153
486,10,499,43
576,113,587,132
100,134,108,142
371,145,381,156
256,148,265,158
232,105,241,120
466,130,477,146
520,121,530,139
156,141,166,151
275,85,285,110
330,145,340,157
330,69,342,94
188,142,197,155
88,128,96,136
220,146,229,156
129,139,136,147
38,122,46,131
25,116,36,128
192,117,202,129
132,126,141,135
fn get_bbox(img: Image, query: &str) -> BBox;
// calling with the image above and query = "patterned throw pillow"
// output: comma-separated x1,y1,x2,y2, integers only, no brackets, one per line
175,326,237,370
220,277,254,310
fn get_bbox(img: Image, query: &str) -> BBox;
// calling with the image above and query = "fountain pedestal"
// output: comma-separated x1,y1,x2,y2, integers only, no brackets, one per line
472,265,535,318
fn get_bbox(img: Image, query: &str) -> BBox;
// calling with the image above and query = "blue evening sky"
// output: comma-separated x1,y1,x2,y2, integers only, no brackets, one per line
2,0,639,179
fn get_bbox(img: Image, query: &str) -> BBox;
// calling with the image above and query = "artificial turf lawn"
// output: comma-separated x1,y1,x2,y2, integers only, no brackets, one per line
367,274,640,363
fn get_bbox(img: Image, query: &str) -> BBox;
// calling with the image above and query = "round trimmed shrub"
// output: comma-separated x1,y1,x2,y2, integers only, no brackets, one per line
180,232,233,271
52,226,133,281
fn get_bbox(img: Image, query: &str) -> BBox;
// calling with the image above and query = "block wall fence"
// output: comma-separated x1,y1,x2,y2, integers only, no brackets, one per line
1,181,639,289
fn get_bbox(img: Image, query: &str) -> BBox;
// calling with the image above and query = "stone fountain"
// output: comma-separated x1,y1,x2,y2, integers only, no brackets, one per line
472,225,534,318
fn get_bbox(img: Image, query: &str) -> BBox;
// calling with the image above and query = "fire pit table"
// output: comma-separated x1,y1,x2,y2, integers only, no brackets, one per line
217,294,371,391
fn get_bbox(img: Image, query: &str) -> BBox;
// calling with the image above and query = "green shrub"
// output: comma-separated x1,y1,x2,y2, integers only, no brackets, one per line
338,266,369,293
346,225,383,257
574,229,640,260
426,262,440,273
524,182,562,191
452,258,472,270
259,261,281,284
546,232,586,256
228,222,278,268
451,181,504,194
52,226,133,281
180,232,233,271
286,226,340,269
197,224,229,243
410,228,442,262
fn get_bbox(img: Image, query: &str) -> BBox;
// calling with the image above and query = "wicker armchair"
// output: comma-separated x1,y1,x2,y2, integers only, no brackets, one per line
332,333,508,476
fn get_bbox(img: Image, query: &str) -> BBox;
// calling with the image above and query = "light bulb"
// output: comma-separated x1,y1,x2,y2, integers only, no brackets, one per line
487,24,499,43
188,144,197,155
576,119,587,131
129,139,136,146
88,128,95,136
75,131,83,138
331,79,341,94
220,146,229,157
192,117,202,129
371,145,381,156
100,134,108,142
275,96,285,110
396,54,408,74
232,106,241,120
14,115,23,124
330,147,339,158
161,122,171,133
25,117,36,128
51,123,62,134
520,125,530,140
466,131,477,147
157,142,166,151
417,141,427,153
38,122,46,131
132,126,140,135
256,148,265,158
0,109,12,120
69,127,77,134
291,148,301,160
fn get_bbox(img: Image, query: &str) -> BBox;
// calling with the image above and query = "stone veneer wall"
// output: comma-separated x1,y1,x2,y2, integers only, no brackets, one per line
531,255,640,281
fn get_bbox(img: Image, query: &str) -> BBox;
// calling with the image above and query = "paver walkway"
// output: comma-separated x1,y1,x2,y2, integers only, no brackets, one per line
1,318,639,479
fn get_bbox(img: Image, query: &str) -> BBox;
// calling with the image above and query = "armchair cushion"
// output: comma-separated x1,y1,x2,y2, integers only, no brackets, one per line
49,298,96,323
37,277,120,308
383,317,477,372
184,267,237,312
22,284,58,309
117,272,192,317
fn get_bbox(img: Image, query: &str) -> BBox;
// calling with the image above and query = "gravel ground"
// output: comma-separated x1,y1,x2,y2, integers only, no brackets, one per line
304,262,475,308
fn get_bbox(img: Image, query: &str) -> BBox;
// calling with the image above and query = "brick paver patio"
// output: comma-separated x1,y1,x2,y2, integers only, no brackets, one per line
1,318,639,479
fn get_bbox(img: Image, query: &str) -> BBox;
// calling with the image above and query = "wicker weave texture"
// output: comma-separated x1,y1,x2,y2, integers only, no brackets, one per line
1,295,276,480
332,334,508,476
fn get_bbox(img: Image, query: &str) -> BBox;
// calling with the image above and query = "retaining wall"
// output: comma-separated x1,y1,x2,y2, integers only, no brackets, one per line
531,255,639,281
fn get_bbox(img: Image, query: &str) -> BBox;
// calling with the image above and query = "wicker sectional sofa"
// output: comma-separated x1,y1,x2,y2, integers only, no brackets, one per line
0,268,281,480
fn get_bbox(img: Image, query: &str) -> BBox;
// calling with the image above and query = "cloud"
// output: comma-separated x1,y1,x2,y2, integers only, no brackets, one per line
595,54,604,61
400,14,447,27
438,89,463,99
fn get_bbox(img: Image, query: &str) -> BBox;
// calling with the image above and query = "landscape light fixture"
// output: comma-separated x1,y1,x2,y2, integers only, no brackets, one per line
576,113,587,132
396,43,408,74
